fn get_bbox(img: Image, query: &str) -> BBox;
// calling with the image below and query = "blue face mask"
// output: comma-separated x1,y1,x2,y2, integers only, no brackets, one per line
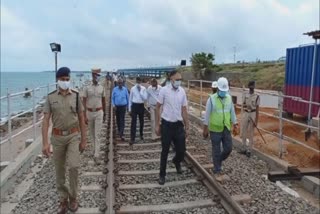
218,91,227,97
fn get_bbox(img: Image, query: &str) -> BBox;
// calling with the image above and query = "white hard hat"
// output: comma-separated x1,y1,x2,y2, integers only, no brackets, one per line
211,81,218,88
217,77,229,92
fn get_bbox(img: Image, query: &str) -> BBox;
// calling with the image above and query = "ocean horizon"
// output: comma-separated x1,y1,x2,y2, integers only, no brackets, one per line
0,72,92,120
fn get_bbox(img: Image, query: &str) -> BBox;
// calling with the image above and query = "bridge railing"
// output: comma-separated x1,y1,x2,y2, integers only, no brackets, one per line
187,79,320,158
0,83,57,161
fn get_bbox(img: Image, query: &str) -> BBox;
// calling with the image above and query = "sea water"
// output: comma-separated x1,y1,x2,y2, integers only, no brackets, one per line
0,72,91,122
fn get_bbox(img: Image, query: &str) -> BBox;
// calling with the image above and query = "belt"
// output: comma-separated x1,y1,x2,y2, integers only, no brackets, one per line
245,109,256,113
162,118,182,125
87,107,103,112
52,127,79,136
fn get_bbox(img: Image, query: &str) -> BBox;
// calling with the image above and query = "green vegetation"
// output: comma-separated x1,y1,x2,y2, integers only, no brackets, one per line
180,62,285,91
189,52,220,79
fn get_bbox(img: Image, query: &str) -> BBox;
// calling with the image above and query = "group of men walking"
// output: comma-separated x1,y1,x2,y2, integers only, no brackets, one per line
41,66,259,213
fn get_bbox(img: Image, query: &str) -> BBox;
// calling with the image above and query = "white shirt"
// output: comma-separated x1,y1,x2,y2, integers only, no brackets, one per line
158,84,188,122
147,85,161,106
129,84,148,111
113,74,118,81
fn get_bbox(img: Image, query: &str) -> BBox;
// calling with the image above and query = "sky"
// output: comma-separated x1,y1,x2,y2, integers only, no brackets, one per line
1,0,319,72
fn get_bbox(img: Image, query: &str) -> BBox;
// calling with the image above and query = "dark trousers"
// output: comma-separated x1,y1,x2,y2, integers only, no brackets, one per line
160,119,186,177
210,127,233,172
130,103,145,141
116,105,126,137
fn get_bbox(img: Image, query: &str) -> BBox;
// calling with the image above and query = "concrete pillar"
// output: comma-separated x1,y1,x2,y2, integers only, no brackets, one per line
25,139,34,148
0,161,10,171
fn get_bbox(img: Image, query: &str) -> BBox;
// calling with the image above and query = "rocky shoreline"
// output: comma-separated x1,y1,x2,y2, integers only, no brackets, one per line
0,106,44,139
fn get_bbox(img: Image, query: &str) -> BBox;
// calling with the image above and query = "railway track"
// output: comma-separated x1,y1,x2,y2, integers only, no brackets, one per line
5,80,319,214
76,83,246,214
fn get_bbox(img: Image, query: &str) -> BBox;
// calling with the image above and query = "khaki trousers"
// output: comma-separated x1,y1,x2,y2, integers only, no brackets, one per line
241,112,256,152
51,132,80,200
88,110,103,158
150,105,157,139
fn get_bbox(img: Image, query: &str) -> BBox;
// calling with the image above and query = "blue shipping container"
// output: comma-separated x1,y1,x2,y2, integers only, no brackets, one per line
285,44,320,87
284,44,320,117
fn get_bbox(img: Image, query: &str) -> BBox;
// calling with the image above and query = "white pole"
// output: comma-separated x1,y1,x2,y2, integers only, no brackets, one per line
307,39,318,126
278,91,284,158
32,88,36,141
7,88,12,161
200,80,203,117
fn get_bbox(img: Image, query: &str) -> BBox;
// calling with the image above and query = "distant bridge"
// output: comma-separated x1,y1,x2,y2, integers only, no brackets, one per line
117,66,180,78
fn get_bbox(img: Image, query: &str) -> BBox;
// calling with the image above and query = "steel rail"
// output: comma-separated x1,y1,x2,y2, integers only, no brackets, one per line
184,152,247,214
106,84,115,214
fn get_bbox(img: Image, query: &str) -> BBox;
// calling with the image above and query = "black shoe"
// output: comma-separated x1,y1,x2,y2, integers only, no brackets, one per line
246,151,251,158
140,136,144,140
158,176,165,185
238,150,247,155
175,163,182,174
121,136,125,141
129,140,134,145
173,159,182,174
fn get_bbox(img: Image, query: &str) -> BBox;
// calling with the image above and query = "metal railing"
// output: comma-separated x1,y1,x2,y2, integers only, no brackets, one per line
110,78,320,158
187,79,320,158
0,83,57,161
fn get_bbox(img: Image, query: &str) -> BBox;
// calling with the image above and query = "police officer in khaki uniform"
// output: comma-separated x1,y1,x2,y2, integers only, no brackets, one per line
83,68,106,162
240,80,260,157
42,67,86,214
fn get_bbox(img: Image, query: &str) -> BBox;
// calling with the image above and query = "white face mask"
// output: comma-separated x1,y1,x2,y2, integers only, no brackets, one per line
152,86,157,90
58,80,71,90
172,80,181,89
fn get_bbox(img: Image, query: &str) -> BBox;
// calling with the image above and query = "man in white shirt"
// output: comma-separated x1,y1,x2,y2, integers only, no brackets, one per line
129,77,148,145
147,78,161,140
156,70,189,185
113,73,118,87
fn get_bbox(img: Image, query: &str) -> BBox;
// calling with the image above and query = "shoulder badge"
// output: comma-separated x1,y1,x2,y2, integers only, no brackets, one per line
71,89,79,94
48,90,57,95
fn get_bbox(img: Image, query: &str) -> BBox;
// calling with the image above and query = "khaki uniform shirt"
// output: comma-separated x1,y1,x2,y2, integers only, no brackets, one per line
243,92,260,111
83,83,105,109
44,89,83,130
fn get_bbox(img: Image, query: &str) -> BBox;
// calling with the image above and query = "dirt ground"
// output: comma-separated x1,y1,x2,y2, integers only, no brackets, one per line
187,87,320,169
124,81,319,169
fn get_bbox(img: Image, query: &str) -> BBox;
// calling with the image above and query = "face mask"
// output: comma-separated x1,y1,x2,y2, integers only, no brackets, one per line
172,80,181,89
152,86,157,90
58,80,70,90
166,81,171,86
218,91,227,98
96,76,101,82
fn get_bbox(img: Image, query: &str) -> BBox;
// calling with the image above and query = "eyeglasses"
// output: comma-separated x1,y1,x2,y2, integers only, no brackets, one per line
175,78,182,81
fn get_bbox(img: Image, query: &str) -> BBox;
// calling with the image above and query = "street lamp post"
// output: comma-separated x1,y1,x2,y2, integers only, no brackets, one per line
50,43,61,82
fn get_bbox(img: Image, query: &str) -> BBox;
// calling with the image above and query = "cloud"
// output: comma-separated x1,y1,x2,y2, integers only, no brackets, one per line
1,0,319,71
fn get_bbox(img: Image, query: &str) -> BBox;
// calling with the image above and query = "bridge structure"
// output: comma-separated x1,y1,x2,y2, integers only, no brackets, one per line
117,65,180,78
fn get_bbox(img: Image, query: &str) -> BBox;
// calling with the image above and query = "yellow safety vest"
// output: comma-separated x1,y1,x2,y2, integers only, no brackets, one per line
209,93,232,132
